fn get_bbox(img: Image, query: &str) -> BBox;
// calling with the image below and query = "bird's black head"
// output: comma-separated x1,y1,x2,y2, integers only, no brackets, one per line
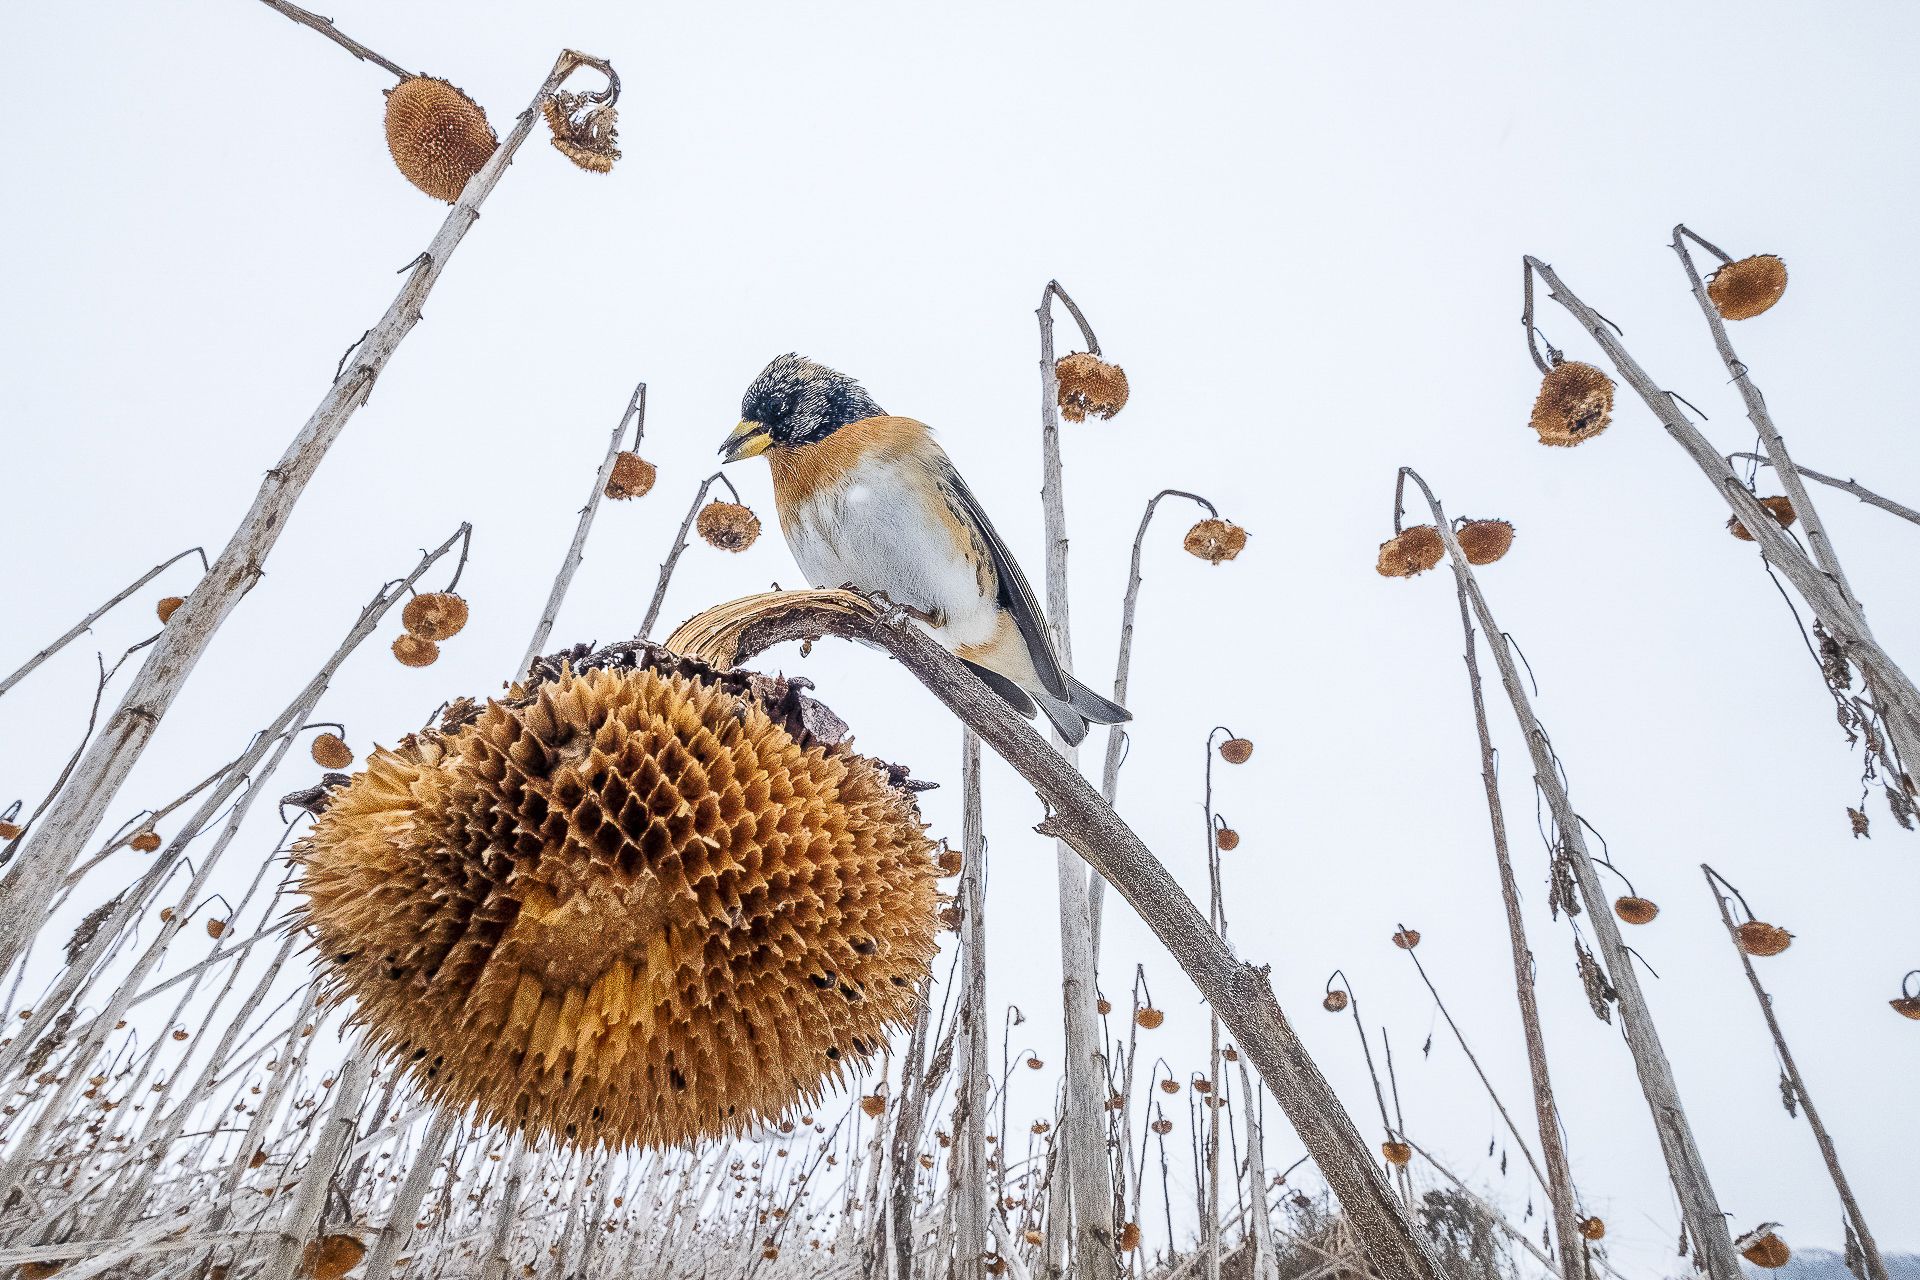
720,354,884,462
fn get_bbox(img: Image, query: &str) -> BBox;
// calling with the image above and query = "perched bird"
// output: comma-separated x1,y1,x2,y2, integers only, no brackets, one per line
719,354,1129,746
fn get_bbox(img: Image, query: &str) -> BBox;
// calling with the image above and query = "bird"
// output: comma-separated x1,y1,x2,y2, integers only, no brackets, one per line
719,353,1130,746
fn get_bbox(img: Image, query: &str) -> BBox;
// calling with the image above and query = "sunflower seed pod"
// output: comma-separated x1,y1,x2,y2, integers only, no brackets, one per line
1150,1117,1173,1134
1182,518,1248,565
1736,921,1793,957
1159,1079,1180,1094
1119,1222,1142,1252
311,733,354,770
392,634,440,668
541,91,622,174
1889,997,1920,1020
403,592,470,641
1095,997,1111,1015
297,651,938,1150
860,1094,887,1119
697,501,762,552
1134,1007,1164,1030
303,1234,367,1280
1708,255,1788,321
1613,896,1659,925
1529,360,1614,446
1728,495,1797,541
1455,519,1515,565
936,849,963,876
1213,827,1239,851
1218,737,1254,765
1391,928,1420,950
156,596,186,624
1322,990,1349,1013
605,452,657,500
130,829,162,853
1381,1140,1412,1166
1578,1217,1606,1241
384,77,498,203
1053,352,1129,422
1376,526,1444,578
1024,1230,1043,1246
1737,1227,1791,1269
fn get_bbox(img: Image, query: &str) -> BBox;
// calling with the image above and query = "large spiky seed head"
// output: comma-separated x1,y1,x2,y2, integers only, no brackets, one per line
605,453,657,501
296,654,939,1150
1614,896,1659,925
392,634,440,668
1119,1222,1142,1252
1054,353,1129,422
303,1234,367,1280
697,502,761,553
1391,928,1421,950
1214,827,1239,851
1322,990,1348,1013
403,593,470,642
1578,1217,1606,1241
1134,1007,1164,1030
1456,519,1515,565
311,734,354,770
131,830,162,853
1183,519,1248,565
1219,737,1254,765
1376,526,1444,578
1728,496,1797,542
384,77,498,203
156,596,186,624
1708,255,1788,321
1381,1140,1412,1166
1736,921,1793,957
1529,360,1614,446
1739,1229,1790,1269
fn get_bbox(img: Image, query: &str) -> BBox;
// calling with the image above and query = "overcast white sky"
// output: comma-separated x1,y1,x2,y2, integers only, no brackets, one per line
5,2,1919,1273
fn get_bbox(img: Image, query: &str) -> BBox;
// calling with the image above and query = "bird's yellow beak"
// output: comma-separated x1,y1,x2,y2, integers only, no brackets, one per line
719,419,773,463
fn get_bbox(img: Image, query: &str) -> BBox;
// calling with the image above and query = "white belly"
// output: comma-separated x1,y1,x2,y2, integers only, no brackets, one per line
783,465,1001,650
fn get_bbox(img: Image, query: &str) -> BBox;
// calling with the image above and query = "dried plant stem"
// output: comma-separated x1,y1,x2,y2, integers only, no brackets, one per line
954,731,991,1280
1404,1139,1561,1277
1701,866,1887,1280
1233,1061,1281,1280
261,1055,373,1280
1088,488,1219,958
0,45,615,981
639,471,743,639
1437,575,1582,1280
0,547,206,701
522,382,647,674
252,0,413,78
1036,279,1116,1277
1727,453,1920,529
1402,468,1741,1280
479,1143,536,1280
1524,255,1920,775
672,591,1443,1280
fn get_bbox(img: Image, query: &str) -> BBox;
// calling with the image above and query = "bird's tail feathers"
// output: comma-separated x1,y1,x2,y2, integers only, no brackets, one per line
1033,677,1130,747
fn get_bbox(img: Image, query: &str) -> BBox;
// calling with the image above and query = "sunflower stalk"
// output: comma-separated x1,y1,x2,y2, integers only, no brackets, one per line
954,731,992,1280
1400,467,1742,1280
0,45,617,982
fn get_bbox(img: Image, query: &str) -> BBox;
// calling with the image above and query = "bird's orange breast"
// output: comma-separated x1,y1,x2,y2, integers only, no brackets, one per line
768,415,932,528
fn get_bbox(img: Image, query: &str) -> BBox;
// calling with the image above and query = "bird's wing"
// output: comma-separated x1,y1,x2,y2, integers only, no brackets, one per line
930,458,1071,701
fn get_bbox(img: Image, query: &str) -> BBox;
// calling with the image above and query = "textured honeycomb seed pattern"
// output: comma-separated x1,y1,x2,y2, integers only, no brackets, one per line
299,666,940,1150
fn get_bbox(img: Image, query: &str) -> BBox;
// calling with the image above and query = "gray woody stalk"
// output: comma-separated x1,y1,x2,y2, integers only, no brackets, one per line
0,36,619,980
1400,468,1742,1280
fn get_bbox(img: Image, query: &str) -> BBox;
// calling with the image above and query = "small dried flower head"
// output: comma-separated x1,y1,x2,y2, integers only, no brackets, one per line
1214,827,1240,852
1134,1007,1164,1030
1455,519,1515,566
0,821,21,841
1322,989,1349,1013
1096,996,1111,1015
131,829,162,853
311,734,354,770
384,77,498,203
1737,1226,1790,1269
1728,496,1797,542
1848,807,1870,839
1119,1222,1142,1252
1025,1055,1044,1070
984,1256,1006,1275
1578,1217,1606,1241
1708,255,1788,321
171,1028,188,1041
1613,896,1659,926
392,634,440,668
761,1247,779,1261
605,452,656,501
1023,1229,1044,1247
541,90,621,174
19,1263,63,1280
402,592,469,642
1218,737,1254,765
1529,360,1614,446
159,907,174,923
1158,1078,1180,1094
206,918,227,939
303,1234,367,1280
1381,1140,1412,1167
1392,928,1421,950
1183,519,1248,565
697,501,761,552
1029,1120,1049,1135
1222,1046,1238,1062
156,596,186,624
1054,352,1129,422
936,849,964,876
1376,526,1444,579
1150,1117,1173,1135
1889,996,1920,1020
1736,921,1793,957
1191,1077,1212,1094
860,1094,886,1118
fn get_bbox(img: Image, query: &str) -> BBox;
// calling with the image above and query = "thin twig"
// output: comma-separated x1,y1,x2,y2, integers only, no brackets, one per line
1726,453,1920,529
0,548,207,701
252,0,414,79
637,471,743,640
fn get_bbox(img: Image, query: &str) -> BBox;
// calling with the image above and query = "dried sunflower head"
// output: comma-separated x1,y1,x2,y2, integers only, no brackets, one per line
303,1234,367,1280
296,648,939,1150
1728,496,1797,541
1381,1140,1412,1166
605,452,656,501
860,1094,887,1119
1119,1222,1142,1252
1708,255,1788,321
1376,526,1444,579
1736,921,1793,957
697,501,761,552
385,77,498,203
403,593,469,642
1455,519,1515,566
392,634,440,668
1213,827,1240,851
130,829,162,853
1182,519,1248,565
1321,990,1349,1013
1218,737,1254,765
156,596,186,624
1737,1226,1790,1269
1391,928,1420,950
541,89,621,174
1134,1007,1164,1030
1054,352,1129,422
1613,896,1659,925
1890,996,1920,1020
311,733,354,770
1529,360,1614,447
1150,1117,1173,1134
1578,1217,1605,1241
